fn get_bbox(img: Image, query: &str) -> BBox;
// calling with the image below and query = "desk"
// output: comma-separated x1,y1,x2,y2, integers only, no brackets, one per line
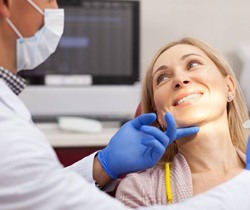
36,122,119,166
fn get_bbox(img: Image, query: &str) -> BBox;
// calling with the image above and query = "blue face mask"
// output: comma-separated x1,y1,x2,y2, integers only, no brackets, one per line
6,0,64,72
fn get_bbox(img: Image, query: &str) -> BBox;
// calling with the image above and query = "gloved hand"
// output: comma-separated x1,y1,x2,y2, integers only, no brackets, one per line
98,112,199,179
246,136,250,170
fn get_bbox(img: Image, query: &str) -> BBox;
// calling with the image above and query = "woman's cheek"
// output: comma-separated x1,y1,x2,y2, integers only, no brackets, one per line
154,91,171,124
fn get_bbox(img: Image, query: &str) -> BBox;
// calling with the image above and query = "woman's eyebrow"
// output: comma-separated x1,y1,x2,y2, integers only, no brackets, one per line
181,53,202,60
153,53,202,76
153,65,168,77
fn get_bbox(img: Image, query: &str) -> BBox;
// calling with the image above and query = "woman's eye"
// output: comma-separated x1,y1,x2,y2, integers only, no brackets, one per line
157,75,169,84
187,60,201,70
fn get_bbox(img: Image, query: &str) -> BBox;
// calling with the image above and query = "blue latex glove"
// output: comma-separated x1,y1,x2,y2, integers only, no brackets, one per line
98,112,199,179
246,136,250,170
141,112,199,144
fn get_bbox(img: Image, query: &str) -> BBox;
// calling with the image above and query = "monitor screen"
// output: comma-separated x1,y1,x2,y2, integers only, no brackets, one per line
19,0,140,85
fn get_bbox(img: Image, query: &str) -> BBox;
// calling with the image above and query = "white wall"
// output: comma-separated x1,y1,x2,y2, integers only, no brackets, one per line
140,0,250,79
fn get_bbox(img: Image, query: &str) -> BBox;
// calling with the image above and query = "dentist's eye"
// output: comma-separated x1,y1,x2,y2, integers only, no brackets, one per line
187,59,202,70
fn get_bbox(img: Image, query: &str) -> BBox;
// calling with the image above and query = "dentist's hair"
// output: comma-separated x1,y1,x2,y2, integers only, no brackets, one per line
141,37,249,164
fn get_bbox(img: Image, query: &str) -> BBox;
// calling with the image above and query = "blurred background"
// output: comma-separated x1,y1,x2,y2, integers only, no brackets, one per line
18,0,250,166
19,0,250,122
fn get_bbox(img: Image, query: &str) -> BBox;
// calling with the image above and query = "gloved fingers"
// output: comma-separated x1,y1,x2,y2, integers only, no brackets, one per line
164,112,177,141
130,113,157,129
141,125,170,148
175,127,199,142
246,136,250,170
141,135,166,156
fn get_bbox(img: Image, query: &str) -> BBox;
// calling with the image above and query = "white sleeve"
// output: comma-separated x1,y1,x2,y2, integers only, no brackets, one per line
66,152,98,184
0,108,130,210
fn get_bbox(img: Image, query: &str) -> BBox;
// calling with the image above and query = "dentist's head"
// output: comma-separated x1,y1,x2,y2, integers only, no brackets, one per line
0,0,64,73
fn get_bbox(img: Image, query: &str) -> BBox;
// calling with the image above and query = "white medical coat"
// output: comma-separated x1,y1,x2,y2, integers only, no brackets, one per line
1,78,250,210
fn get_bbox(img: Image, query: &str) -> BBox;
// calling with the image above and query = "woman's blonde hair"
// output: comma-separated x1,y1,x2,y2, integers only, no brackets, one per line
141,37,249,164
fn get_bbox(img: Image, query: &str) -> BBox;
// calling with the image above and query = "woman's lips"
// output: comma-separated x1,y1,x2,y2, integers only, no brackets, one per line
174,93,203,106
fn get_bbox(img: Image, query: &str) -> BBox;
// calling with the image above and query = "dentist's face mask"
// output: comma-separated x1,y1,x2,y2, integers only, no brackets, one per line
6,0,64,72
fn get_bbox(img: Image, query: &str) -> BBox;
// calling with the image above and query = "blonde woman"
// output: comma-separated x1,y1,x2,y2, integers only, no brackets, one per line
116,37,250,208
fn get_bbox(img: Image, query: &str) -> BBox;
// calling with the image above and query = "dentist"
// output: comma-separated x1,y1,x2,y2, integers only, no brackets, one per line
1,1,250,210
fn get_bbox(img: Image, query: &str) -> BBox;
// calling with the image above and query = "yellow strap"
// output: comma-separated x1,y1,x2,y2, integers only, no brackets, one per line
165,162,172,204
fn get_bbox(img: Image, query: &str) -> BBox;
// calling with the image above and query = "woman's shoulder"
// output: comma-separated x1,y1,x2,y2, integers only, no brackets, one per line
115,153,193,207
115,166,166,208
117,166,166,191
171,153,192,173
123,166,166,186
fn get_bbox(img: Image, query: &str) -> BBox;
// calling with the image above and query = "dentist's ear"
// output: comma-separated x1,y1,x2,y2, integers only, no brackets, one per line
0,0,11,18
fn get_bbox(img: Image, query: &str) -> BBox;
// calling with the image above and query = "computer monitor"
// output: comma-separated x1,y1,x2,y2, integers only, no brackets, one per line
19,0,140,86
19,0,140,120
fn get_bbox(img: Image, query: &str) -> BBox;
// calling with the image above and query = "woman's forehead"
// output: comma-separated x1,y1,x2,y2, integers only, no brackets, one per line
152,44,207,72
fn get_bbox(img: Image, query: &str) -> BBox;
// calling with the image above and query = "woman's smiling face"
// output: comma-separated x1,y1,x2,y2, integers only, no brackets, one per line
152,44,235,128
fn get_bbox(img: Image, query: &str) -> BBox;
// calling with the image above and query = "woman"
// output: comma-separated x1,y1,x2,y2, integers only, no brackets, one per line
115,37,250,208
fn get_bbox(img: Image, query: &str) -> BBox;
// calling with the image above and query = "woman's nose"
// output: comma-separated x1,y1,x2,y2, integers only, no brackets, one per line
172,75,191,89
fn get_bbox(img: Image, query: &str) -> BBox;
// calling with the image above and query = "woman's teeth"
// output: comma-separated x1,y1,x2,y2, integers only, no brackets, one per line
177,94,202,105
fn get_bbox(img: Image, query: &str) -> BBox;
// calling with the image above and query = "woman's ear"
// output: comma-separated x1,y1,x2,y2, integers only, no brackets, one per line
0,0,11,18
225,75,236,101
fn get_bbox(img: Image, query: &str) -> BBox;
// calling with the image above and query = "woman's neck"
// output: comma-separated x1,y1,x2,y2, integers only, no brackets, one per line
177,122,244,174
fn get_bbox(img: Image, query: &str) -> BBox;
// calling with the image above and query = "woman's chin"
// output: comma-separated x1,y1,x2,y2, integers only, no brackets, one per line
175,114,206,128
176,120,200,128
